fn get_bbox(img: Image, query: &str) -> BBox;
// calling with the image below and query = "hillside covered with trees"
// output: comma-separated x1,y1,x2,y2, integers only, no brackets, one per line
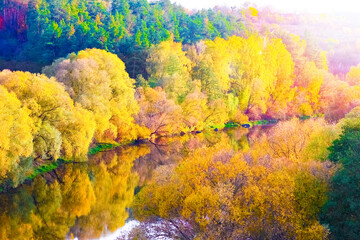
0,0,243,75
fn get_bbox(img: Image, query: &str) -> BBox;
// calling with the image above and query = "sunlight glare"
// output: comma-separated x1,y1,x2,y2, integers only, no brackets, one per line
170,0,360,13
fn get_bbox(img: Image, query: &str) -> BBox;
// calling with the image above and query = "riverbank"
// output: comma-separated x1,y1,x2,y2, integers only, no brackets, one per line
0,116,314,194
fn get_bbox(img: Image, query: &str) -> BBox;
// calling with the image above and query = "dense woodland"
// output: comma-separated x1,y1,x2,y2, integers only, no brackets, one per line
1,0,360,239
0,0,243,75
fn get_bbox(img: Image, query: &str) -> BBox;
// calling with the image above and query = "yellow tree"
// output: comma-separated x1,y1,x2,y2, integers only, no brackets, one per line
203,38,232,93
275,31,307,67
0,86,33,182
135,87,182,136
0,70,95,161
272,31,326,117
191,35,297,119
181,90,209,131
264,38,296,118
147,39,192,102
192,56,223,101
133,137,331,239
256,118,338,162
345,64,360,86
204,98,230,128
227,35,271,118
56,105,96,159
319,73,355,121
294,61,324,116
43,48,139,143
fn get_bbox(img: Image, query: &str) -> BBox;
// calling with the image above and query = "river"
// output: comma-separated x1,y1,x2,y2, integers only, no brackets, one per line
0,127,270,240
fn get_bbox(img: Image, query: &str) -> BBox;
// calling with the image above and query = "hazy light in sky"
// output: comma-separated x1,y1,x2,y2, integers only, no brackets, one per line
170,0,360,13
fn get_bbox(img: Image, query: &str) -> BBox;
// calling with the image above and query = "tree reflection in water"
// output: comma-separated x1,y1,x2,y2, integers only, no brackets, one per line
2,127,317,240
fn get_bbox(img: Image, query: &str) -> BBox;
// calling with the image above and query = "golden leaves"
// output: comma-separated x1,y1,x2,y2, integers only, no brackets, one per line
44,48,139,143
147,39,191,102
0,86,33,178
133,119,334,239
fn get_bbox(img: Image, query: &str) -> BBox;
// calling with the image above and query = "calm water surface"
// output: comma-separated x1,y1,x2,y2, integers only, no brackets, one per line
0,127,270,240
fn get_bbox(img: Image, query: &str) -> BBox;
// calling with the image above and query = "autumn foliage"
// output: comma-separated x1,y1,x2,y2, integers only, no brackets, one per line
132,120,337,239
1,20,360,239
0,29,359,183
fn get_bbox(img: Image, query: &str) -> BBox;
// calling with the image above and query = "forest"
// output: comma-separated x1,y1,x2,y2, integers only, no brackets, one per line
1,0,360,239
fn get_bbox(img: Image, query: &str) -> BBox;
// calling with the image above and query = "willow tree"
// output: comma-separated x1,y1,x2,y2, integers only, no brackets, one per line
0,70,95,161
43,48,139,142
0,86,33,182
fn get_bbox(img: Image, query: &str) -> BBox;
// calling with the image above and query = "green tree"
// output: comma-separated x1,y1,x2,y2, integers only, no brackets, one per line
322,111,360,239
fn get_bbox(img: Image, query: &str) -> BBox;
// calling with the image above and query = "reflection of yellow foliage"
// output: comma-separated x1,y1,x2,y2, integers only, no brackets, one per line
61,165,96,217
72,145,149,239
0,214,34,240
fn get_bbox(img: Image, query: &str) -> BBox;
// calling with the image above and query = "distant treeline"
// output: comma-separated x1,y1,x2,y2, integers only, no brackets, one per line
0,0,243,76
